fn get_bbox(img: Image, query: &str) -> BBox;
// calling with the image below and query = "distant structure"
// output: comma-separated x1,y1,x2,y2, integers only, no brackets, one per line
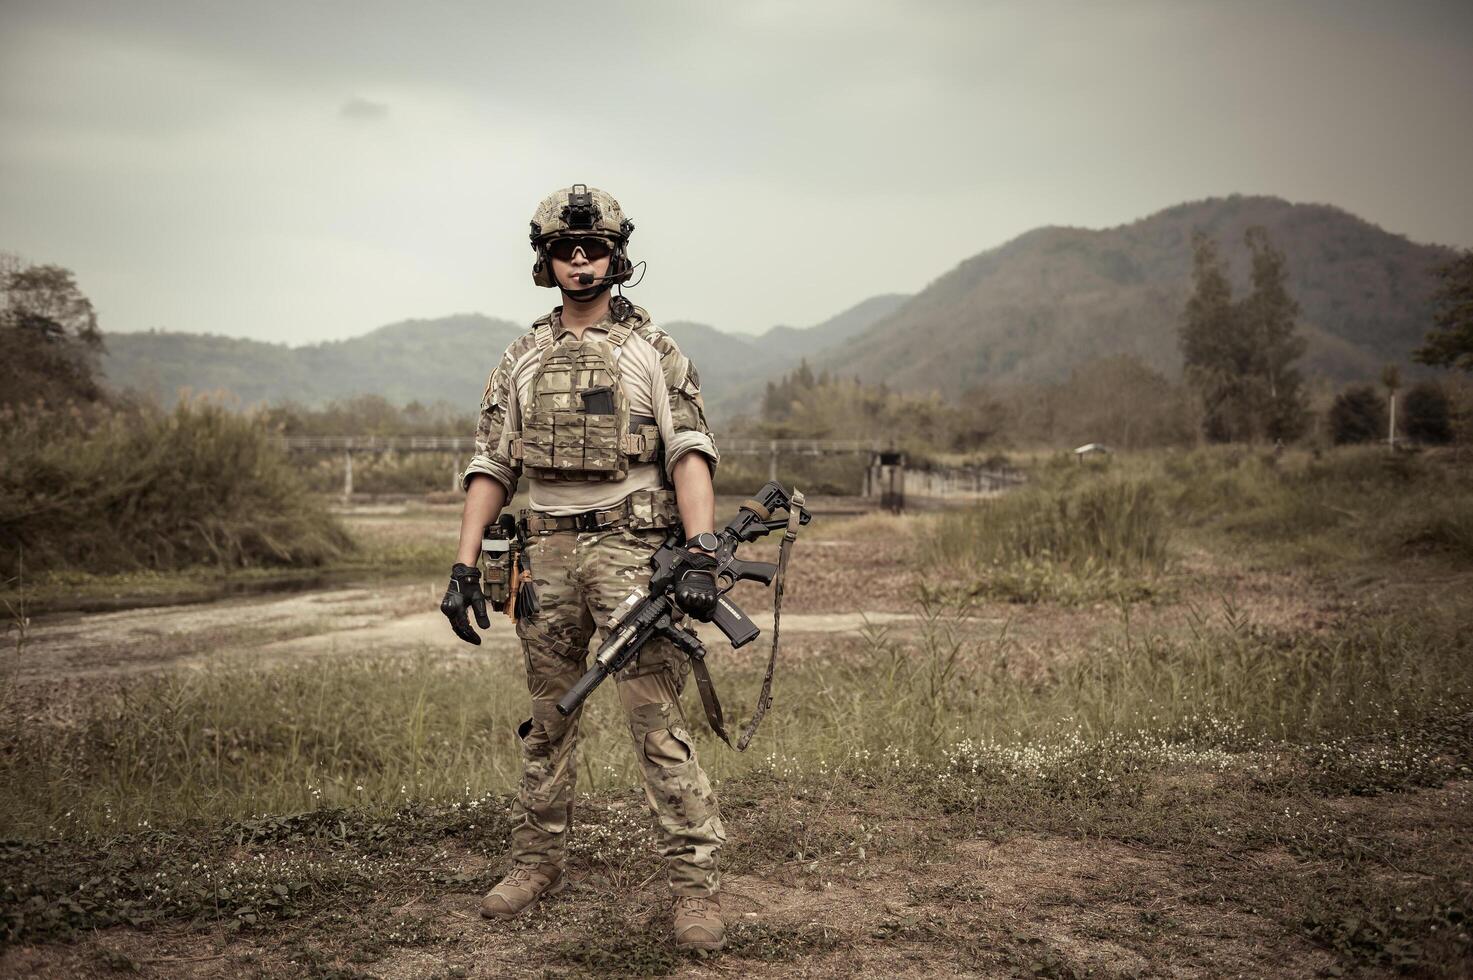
867,450,907,513
1073,443,1111,463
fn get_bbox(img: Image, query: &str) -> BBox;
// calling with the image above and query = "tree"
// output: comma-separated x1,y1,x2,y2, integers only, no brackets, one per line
1178,228,1307,442
1180,232,1251,441
1329,385,1386,444
1242,228,1308,441
1414,249,1473,372
1402,381,1453,444
0,255,106,405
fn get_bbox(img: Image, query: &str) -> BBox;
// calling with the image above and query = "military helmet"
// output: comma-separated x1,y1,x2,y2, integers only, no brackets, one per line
529,184,636,289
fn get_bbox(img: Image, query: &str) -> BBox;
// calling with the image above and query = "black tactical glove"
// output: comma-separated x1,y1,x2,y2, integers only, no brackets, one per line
673,550,720,622
441,563,491,645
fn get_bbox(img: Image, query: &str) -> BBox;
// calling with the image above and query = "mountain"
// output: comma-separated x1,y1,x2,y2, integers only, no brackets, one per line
102,298,909,418
810,196,1455,395
701,294,913,419
105,314,525,408
755,294,911,359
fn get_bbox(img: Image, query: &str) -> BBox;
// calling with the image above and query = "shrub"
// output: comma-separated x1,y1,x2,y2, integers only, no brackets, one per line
1403,381,1453,445
0,399,352,573
1329,385,1386,444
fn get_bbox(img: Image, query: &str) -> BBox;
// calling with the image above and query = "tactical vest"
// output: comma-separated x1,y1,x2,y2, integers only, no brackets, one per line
510,318,662,483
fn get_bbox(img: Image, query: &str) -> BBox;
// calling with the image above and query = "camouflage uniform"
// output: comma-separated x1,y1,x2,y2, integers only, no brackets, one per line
463,304,726,898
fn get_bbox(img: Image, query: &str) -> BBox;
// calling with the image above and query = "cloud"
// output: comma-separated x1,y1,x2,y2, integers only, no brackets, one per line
339,96,388,121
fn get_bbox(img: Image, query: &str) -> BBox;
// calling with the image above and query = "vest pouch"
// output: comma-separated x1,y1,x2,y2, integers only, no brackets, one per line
631,423,661,464
521,416,555,471
582,413,628,479
552,412,587,477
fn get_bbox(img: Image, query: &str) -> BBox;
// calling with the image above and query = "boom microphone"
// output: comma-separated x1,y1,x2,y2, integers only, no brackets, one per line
574,260,647,287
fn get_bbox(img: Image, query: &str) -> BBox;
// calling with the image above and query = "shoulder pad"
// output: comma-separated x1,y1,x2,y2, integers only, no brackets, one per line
631,317,676,352
503,328,541,362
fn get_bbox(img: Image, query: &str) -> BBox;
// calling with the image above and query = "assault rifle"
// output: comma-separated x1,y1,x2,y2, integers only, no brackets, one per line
555,481,809,749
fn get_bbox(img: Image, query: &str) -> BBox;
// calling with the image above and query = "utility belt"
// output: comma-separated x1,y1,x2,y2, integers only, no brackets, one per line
519,488,680,536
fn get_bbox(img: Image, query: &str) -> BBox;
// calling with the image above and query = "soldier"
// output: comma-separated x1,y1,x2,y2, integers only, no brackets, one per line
441,185,728,952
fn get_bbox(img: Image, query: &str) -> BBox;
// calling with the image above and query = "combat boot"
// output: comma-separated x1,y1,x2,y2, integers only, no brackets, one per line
478,863,565,919
672,894,725,952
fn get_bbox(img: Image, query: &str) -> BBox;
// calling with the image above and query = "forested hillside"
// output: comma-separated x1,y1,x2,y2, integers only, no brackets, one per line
104,314,524,408
102,298,909,418
816,195,1454,394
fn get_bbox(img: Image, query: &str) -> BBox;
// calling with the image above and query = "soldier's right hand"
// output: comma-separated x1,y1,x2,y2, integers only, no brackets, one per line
441,563,491,645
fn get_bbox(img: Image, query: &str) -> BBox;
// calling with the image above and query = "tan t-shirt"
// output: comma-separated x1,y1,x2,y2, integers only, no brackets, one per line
462,310,719,516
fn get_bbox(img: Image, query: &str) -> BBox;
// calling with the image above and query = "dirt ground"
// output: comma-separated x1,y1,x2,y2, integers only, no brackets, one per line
3,500,1470,978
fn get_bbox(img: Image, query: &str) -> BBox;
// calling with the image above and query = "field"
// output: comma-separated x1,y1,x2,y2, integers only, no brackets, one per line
2,448,1471,978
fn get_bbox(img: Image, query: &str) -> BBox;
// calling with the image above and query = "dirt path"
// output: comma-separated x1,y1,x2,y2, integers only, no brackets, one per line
14,582,953,683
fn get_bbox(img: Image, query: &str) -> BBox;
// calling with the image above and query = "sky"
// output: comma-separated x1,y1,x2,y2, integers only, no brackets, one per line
2,0,1471,344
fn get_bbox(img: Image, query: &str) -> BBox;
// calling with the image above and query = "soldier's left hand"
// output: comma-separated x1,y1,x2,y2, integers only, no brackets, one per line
673,551,720,621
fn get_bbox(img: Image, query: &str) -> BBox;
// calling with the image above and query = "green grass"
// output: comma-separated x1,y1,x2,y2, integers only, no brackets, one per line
912,445,1473,604
1154,445,1473,564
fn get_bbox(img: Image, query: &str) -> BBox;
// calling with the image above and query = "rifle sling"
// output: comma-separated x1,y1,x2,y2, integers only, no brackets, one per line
733,488,804,751
689,655,731,747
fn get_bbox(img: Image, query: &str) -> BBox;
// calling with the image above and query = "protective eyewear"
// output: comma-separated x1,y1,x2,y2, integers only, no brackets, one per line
545,236,614,262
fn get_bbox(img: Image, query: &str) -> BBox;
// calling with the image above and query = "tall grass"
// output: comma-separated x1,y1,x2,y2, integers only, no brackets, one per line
916,471,1171,602
920,476,1170,573
5,595,1467,836
1153,445,1473,562
0,399,352,573
916,446,1473,603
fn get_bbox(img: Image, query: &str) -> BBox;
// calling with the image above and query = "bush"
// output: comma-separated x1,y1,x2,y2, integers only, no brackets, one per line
917,471,1171,602
1403,381,1453,445
1151,446,1473,563
0,399,353,573
1329,385,1386,444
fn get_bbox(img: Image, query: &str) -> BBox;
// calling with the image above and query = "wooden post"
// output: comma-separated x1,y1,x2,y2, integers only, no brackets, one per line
768,440,778,482
452,457,462,492
342,450,353,504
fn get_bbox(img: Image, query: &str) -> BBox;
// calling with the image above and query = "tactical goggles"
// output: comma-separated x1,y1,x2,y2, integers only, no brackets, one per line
544,236,615,262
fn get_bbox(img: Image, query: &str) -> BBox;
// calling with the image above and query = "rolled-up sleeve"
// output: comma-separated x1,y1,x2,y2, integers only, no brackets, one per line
641,326,719,480
460,340,527,498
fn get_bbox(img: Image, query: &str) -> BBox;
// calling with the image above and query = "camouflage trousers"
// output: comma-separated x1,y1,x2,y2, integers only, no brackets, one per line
509,525,726,898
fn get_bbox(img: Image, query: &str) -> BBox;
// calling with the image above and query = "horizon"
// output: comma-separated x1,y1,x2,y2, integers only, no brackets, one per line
4,1,1472,345
93,190,1450,347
